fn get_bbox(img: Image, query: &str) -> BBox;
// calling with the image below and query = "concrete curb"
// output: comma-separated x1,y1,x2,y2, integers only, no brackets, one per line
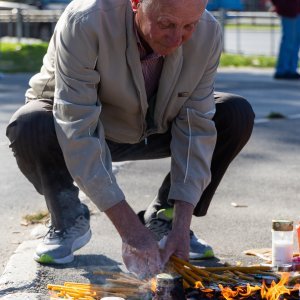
0,240,40,297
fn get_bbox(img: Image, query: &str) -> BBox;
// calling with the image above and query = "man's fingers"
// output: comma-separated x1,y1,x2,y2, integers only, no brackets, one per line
122,242,163,278
159,241,173,266
159,235,189,265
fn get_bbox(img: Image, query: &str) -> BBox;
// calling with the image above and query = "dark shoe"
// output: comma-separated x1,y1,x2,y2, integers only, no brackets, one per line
144,208,214,259
189,230,214,259
291,72,300,79
34,205,91,264
274,72,300,80
145,208,173,241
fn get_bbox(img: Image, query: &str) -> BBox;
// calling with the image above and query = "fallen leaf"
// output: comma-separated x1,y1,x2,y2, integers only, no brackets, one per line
231,202,248,208
11,241,21,245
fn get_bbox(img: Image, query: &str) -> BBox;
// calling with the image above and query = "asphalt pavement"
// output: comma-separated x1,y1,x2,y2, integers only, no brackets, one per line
0,68,299,299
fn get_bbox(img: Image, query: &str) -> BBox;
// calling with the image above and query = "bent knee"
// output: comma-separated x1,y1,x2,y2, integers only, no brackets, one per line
214,92,255,137
6,101,55,150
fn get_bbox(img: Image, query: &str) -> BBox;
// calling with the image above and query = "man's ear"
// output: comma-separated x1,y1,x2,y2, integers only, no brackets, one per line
131,0,140,11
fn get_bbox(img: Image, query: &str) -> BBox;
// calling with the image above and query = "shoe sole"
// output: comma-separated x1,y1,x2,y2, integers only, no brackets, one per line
189,249,214,260
34,229,92,264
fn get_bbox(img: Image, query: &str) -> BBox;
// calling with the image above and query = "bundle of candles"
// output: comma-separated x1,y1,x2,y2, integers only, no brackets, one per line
48,256,300,300
171,256,278,287
48,271,151,299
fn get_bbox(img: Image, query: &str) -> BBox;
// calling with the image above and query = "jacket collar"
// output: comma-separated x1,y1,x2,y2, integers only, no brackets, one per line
125,3,183,115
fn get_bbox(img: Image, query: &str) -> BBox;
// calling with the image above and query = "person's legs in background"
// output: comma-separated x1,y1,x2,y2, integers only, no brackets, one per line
142,92,255,259
292,15,300,74
6,100,91,264
274,16,300,79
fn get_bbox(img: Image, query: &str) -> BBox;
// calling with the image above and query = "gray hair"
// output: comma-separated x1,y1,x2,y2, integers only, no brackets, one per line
139,0,156,12
139,0,208,13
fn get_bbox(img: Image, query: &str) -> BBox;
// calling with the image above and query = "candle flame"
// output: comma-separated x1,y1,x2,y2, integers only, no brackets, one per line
260,272,290,300
194,281,204,289
219,284,261,300
218,273,293,300
150,277,156,292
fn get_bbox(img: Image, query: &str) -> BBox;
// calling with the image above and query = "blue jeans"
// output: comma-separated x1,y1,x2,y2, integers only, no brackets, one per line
276,15,300,75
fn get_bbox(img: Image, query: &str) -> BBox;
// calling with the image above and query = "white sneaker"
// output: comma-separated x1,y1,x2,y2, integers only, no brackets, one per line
34,208,91,264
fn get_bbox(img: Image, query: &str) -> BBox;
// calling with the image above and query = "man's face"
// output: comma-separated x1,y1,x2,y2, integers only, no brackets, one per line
134,0,207,56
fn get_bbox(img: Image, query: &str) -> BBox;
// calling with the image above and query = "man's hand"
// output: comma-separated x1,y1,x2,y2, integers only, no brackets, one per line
105,200,163,278
122,226,162,278
160,200,194,264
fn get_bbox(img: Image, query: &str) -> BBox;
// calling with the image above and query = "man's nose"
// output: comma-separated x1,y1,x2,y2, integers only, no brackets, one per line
170,30,183,47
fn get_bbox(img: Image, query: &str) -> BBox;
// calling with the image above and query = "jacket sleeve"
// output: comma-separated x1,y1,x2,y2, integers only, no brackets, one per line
168,23,223,207
52,14,125,212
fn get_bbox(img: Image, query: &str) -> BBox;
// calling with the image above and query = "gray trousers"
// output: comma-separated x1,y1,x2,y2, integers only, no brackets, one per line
6,92,255,229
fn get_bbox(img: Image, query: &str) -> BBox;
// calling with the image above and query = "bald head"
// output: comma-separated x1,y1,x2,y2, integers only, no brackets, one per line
134,0,207,55
140,0,208,14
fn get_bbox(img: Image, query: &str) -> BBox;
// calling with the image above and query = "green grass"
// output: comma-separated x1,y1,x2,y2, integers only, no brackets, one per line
23,210,49,225
225,24,280,30
220,53,277,68
0,41,278,73
0,41,48,73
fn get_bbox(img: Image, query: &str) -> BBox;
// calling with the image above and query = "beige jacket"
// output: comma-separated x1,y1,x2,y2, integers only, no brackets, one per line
25,0,223,212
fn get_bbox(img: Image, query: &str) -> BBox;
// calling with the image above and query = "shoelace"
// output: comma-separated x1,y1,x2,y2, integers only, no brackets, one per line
46,225,65,239
46,216,88,238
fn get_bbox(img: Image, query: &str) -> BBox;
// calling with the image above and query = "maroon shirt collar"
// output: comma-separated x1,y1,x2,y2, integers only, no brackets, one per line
133,15,163,59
